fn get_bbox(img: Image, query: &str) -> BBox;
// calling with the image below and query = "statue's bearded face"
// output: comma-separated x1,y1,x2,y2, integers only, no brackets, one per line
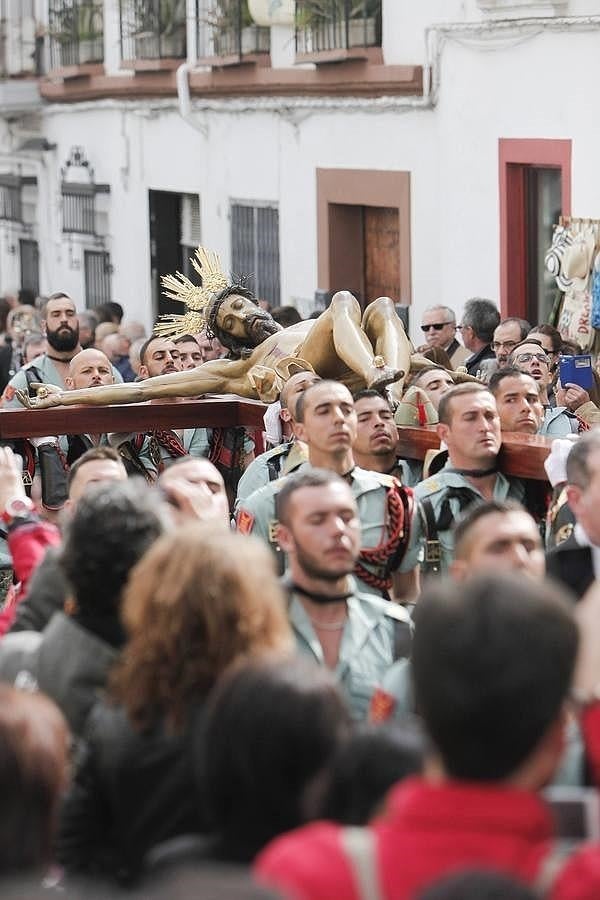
215,294,281,347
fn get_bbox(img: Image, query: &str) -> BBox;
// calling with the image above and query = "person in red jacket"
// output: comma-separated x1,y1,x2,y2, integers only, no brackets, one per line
255,573,600,900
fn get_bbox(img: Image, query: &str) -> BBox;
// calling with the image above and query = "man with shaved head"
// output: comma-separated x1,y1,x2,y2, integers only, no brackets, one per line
235,371,320,505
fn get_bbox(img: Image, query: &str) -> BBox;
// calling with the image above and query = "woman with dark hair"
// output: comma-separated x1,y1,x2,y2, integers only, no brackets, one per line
199,657,352,864
144,656,352,878
57,526,292,885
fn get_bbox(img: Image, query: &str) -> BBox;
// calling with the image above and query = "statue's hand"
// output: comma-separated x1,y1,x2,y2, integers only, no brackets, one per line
15,383,63,410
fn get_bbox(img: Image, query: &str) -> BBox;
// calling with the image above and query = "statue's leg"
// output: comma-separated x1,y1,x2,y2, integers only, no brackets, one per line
27,358,257,408
362,297,412,401
300,291,402,390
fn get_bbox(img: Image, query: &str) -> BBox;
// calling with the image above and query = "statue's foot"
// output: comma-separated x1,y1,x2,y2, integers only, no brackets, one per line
366,356,404,391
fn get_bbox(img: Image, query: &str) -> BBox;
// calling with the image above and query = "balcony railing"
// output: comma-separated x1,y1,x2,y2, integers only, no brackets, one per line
120,0,187,62
295,0,381,55
197,0,269,62
48,0,104,70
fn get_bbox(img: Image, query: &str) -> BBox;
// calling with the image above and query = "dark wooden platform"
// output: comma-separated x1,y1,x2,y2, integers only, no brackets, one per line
396,426,553,481
0,398,268,439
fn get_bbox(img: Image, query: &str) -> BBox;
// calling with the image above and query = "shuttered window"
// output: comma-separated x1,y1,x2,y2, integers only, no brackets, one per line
231,202,280,307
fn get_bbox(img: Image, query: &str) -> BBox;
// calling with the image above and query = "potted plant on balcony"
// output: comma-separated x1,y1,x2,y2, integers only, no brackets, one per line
295,0,378,52
49,2,104,67
132,0,186,59
202,0,269,57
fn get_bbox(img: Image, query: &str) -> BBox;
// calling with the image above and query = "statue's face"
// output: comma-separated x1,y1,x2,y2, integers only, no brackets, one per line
215,293,281,346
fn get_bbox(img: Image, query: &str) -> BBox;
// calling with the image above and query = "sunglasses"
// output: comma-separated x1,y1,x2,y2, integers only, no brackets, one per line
514,352,549,365
421,322,454,333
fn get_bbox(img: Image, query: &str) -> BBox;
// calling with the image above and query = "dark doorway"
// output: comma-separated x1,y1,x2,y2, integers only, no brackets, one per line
20,239,39,296
149,189,182,320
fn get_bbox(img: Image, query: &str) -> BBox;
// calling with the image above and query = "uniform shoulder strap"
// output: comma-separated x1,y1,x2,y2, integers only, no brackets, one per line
534,841,573,896
340,827,383,900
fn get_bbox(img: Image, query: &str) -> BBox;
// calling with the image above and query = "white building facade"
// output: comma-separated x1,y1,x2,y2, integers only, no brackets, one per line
0,0,597,343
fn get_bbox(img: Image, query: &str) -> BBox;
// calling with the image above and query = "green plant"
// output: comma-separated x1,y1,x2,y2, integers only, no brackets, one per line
133,0,186,36
49,1,103,44
202,0,254,32
295,0,378,29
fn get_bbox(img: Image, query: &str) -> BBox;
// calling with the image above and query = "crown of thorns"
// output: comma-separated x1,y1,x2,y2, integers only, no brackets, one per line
154,246,232,340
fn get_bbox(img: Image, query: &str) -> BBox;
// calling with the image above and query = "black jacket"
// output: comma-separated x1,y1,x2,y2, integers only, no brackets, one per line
546,532,594,600
57,702,207,886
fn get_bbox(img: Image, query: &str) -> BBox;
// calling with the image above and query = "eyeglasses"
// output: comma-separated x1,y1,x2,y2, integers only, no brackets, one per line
420,322,454,333
491,340,518,352
513,352,549,365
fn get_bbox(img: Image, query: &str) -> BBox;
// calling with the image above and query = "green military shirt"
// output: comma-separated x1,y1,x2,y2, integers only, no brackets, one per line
236,464,423,598
414,465,525,575
235,440,308,508
287,580,412,720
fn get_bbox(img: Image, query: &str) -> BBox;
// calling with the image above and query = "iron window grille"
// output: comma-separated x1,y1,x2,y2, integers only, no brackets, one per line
0,174,37,223
231,202,280,308
120,0,187,61
196,0,269,60
84,249,112,307
48,0,104,69
295,0,381,54
0,0,40,77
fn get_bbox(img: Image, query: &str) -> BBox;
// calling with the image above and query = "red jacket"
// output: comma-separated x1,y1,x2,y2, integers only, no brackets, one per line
0,519,60,636
255,777,600,900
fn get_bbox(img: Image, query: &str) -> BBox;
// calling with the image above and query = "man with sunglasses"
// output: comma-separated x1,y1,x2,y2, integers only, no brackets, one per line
508,340,582,436
419,306,470,369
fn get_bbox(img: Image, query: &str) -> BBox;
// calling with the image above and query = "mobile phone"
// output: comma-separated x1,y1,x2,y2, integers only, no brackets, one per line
559,355,594,391
544,786,600,843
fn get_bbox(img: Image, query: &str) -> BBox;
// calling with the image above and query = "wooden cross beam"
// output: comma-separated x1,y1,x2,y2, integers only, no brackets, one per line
396,426,554,482
0,398,268,439
0,401,554,482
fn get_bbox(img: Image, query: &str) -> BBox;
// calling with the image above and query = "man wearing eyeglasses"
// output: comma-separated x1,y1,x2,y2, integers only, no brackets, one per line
491,318,531,368
419,306,470,369
508,340,582,436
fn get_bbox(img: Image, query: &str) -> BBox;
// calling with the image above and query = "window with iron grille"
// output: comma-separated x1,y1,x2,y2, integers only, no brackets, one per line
48,0,104,69
295,0,381,54
0,0,38,76
196,0,269,60
231,203,280,307
84,249,111,308
120,0,186,61
0,175,22,222
62,183,96,234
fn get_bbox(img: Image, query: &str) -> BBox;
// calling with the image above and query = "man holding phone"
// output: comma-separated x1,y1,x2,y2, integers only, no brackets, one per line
508,340,585,435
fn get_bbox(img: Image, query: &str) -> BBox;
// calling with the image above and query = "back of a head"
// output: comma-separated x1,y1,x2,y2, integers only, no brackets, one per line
60,479,166,621
320,721,424,825
114,526,292,730
411,574,577,781
199,656,352,862
0,686,68,875
463,298,500,343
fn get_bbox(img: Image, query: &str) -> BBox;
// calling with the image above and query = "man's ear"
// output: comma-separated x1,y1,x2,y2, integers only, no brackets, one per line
449,559,468,582
566,484,583,518
64,377,74,390
280,407,292,423
294,419,307,442
138,365,149,380
436,422,449,443
276,522,294,554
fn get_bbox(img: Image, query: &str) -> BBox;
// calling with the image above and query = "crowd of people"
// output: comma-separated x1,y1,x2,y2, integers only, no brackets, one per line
2,284,600,898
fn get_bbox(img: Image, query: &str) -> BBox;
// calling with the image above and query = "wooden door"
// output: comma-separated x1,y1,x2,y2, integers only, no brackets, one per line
364,207,400,302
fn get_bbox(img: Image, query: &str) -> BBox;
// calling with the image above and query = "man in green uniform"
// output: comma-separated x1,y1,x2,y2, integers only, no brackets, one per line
276,468,411,720
236,380,422,603
415,383,525,575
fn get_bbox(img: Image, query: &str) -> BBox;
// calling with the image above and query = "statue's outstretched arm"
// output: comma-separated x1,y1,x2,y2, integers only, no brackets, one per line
17,359,249,409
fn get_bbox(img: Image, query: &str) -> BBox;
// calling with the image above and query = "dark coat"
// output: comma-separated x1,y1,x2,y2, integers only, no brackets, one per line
57,702,207,886
545,532,594,600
